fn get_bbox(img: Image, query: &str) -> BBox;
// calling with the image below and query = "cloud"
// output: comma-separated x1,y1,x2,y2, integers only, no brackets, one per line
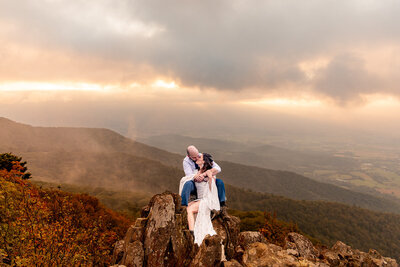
1,0,400,103
312,54,383,105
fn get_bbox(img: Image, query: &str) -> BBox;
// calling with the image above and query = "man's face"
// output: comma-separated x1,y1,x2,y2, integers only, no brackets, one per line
195,154,204,165
189,152,200,162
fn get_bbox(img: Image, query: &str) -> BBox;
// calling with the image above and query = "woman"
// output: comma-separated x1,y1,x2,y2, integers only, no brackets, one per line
186,153,220,245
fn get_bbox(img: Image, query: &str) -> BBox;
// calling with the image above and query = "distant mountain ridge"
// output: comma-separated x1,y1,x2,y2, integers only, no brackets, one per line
138,133,359,173
139,134,400,203
1,116,400,214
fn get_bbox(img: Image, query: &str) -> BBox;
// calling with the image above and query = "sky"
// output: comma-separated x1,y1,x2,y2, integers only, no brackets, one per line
1,0,400,143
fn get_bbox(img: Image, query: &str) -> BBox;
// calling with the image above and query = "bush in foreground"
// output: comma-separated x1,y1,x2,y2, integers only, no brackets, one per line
0,161,131,266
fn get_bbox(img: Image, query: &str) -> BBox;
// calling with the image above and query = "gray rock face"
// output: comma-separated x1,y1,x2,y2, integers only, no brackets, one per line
222,259,243,267
240,242,323,267
143,193,177,266
123,241,143,267
112,240,125,265
191,235,223,267
319,241,399,267
115,192,194,267
212,210,241,259
284,232,319,260
238,231,268,250
112,192,398,267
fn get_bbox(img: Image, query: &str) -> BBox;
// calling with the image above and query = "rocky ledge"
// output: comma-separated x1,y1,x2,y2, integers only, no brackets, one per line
111,191,398,267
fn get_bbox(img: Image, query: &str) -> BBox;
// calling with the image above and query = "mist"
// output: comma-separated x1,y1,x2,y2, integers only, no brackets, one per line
1,90,400,153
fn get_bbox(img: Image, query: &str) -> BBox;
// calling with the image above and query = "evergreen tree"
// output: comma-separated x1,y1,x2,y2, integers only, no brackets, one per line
0,153,31,179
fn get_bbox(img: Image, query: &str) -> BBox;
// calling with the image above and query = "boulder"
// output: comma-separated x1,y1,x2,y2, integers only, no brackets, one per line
143,193,176,265
331,241,354,257
222,259,243,266
284,232,318,260
238,231,268,250
112,240,125,265
212,210,241,259
242,242,306,266
191,235,224,267
364,249,399,267
320,241,399,267
320,249,340,266
123,241,144,267
143,192,193,267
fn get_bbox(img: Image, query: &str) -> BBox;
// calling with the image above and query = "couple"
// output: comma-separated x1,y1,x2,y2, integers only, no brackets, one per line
179,145,227,245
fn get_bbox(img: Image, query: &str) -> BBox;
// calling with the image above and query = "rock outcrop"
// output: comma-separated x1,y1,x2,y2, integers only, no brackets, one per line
284,232,319,260
111,191,398,267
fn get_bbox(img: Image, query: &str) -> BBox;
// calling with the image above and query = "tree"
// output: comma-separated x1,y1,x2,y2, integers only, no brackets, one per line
0,153,31,179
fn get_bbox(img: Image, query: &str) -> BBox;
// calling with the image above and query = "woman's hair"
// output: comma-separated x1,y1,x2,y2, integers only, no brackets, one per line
201,153,214,172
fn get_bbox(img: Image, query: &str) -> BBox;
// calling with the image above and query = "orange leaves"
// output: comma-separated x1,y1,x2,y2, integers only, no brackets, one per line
259,211,300,247
0,160,132,266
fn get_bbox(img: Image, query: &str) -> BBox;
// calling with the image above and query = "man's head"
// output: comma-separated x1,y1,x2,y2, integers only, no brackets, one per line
186,145,200,162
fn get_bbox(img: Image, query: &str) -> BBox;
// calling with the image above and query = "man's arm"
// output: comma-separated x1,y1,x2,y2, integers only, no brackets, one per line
211,161,221,176
183,159,195,177
198,161,221,179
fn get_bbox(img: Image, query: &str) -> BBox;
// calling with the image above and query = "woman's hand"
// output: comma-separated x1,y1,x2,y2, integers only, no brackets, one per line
205,170,214,189
194,171,205,182
205,169,214,179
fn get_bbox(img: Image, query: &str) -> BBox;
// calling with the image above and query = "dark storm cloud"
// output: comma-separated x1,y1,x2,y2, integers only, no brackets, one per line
1,0,400,101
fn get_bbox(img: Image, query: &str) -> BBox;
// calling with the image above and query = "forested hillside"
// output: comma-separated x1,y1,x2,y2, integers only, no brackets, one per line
225,184,400,261
2,117,400,213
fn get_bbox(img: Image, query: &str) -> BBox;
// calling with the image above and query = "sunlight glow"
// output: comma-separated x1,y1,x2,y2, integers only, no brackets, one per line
151,80,178,89
0,82,113,92
241,97,323,107
360,95,400,112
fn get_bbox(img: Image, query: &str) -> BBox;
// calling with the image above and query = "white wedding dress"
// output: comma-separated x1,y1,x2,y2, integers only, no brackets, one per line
179,174,220,245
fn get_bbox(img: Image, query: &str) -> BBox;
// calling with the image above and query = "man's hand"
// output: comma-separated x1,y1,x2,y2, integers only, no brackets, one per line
194,172,205,182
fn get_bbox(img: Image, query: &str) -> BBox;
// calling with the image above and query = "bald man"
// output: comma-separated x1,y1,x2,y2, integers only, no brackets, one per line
181,145,226,208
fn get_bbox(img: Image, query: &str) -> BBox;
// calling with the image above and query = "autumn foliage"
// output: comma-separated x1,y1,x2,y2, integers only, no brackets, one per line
0,153,31,180
0,160,131,266
259,211,300,247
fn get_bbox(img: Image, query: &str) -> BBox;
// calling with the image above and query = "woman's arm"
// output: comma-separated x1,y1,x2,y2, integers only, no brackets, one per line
206,170,215,190
204,170,214,180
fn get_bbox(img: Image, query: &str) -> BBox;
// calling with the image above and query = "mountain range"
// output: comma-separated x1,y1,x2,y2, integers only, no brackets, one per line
139,134,400,199
1,117,400,213
138,134,359,173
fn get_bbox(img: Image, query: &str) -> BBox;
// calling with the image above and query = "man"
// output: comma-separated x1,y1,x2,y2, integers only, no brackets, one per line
181,145,226,210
